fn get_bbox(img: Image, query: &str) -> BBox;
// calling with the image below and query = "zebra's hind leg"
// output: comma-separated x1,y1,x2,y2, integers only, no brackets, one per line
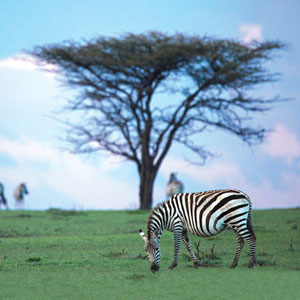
245,235,256,268
230,231,244,269
245,214,257,268
182,230,199,268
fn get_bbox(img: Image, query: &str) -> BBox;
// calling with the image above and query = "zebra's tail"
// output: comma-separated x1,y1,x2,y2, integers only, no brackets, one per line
247,207,256,242
242,192,256,242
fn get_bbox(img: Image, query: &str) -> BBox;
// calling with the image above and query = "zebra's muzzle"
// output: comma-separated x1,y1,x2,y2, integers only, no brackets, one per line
150,263,159,273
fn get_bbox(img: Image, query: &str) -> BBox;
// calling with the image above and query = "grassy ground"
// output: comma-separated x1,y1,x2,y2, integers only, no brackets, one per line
0,208,299,299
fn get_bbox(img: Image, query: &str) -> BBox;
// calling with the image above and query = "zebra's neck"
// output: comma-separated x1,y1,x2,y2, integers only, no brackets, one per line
147,203,167,239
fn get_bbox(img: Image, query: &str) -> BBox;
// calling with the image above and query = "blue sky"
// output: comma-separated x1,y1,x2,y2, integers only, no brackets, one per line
0,0,300,210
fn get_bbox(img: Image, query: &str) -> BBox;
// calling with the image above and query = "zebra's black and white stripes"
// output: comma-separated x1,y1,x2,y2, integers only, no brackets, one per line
14,183,29,209
166,173,184,200
0,182,8,209
139,189,256,272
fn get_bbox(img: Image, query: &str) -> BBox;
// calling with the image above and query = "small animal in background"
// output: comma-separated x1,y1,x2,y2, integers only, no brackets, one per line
14,183,29,210
0,182,8,209
166,173,184,200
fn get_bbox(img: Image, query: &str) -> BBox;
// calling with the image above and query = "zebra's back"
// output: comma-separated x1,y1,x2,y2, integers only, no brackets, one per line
169,189,251,237
14,188,21,201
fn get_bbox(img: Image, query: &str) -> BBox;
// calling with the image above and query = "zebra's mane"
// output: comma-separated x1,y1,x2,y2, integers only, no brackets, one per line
147,201,168,239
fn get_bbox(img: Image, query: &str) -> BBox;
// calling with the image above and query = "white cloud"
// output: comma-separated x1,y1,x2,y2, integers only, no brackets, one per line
240,24,263,44
0,55,36,71
1,135,299,210
0,54,58,75
0,136,138,210
43,153,138,210
261,124,300,164
0,136,59,164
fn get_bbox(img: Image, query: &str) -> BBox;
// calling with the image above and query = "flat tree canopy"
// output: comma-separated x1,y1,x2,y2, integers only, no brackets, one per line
29,31,285,209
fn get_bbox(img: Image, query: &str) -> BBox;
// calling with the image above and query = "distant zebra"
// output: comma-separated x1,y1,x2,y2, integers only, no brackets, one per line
14,183,29,209
0,183,8,209
166,173,184,200
139,189,256,273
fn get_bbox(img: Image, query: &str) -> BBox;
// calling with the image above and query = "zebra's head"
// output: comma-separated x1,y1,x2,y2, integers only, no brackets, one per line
169,173,177,183
20,183,29,195
139,229,161,273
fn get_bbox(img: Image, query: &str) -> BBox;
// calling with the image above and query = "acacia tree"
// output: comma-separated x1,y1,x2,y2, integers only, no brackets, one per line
29,32,285,209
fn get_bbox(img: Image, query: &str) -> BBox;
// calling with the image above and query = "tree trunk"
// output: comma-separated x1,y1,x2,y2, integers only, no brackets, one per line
139,165,156,210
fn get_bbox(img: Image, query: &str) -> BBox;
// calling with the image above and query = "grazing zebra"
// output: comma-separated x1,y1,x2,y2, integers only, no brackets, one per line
0,183,8,209
14,183,29,209
139,189,256,273
166,173,184,200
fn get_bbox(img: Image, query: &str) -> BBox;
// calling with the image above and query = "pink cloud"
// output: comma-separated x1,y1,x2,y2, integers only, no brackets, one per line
160,157,244,188
240,24,263,44
241,175,300,209
160,156,299,209
261,124,300,164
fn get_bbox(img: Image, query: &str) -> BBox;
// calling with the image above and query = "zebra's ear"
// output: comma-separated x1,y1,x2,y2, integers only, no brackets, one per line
139,229,147,241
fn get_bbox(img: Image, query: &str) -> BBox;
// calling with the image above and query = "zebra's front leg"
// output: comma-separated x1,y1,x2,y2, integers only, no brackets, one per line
169,230,182,270
182,230,199,268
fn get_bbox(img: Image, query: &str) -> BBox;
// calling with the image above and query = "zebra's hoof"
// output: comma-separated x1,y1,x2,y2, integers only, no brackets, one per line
230,263,237,269
248,260,256,268
168,263,178,270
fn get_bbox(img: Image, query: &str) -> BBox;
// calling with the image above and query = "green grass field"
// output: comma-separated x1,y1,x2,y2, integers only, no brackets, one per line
0,208,299,299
